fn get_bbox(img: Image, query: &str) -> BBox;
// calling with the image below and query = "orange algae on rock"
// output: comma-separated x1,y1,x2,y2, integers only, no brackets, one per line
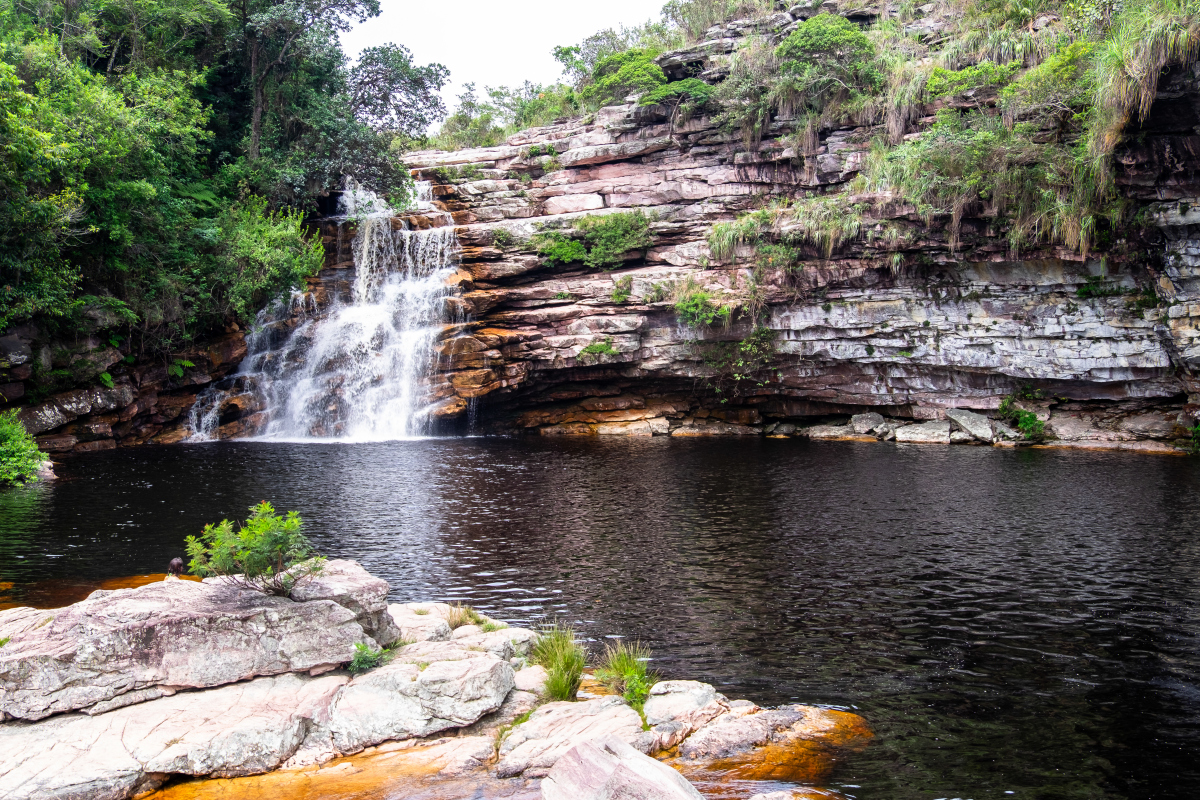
142,737,540,800
0,573,200,611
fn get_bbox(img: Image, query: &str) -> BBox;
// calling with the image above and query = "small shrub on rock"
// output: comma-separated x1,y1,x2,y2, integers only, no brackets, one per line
675,289,730,328
0,410,45,486
530,622,586,701
185,501,324,596
594,640,658,713
998,396,1046,440
349,642,389,673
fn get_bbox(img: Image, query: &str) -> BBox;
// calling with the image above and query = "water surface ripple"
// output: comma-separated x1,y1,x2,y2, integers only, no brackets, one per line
1,439,1197,800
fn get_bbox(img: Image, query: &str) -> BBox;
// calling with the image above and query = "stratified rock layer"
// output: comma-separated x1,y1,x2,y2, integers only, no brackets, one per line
0,560,392,721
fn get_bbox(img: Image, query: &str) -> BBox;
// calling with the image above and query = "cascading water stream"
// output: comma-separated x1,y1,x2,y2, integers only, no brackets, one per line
189,179,460,442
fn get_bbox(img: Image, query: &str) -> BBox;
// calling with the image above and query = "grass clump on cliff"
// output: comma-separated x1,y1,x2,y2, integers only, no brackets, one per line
594,640,658,713
185,501,324,596
530,622,587,701
579,337,621,361
998,396,1047,440
0,410,45,486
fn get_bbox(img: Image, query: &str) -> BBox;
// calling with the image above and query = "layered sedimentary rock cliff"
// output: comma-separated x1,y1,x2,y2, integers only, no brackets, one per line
11,2,1200,451
386,8,1198,448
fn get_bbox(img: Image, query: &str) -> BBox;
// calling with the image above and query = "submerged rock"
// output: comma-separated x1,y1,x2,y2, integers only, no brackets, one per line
0,560,389,721
541,734,703,800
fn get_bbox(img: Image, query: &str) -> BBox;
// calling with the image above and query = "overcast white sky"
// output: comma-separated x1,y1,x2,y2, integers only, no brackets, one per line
340,0,665,115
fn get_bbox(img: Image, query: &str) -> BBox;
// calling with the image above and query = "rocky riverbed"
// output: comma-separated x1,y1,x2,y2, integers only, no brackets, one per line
0,561,870,800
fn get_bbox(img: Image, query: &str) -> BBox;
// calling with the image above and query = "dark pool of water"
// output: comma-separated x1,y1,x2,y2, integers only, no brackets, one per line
2,438,1198,800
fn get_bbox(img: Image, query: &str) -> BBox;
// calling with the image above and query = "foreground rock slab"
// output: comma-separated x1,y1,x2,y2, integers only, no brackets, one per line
542,735,703,800
0,643,515,800
496,696,648,778
0,673,348,800
0,560,392,721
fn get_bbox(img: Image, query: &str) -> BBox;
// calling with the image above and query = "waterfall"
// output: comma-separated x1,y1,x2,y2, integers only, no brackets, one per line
189,178,460,442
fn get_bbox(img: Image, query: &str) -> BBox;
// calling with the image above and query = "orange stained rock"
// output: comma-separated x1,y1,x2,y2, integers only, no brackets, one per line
0,573,201,611
142,737,539,800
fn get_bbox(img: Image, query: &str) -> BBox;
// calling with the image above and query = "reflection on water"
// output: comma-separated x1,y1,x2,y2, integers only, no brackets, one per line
2,438,1198,800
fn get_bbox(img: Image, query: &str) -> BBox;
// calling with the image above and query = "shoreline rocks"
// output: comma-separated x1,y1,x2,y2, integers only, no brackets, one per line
0,564,872,800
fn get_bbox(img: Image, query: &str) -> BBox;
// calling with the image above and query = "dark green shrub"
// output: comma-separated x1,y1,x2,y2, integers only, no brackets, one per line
1076,275,1124,298
530,623,587,701
701,326,777,401
185,502,324,596
0,410,45,486
925,60,1020,98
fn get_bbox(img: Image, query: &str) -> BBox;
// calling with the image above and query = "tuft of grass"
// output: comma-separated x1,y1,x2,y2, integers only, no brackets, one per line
594,640,658,713
446,602,487,630
529,622,587,701
494,708,535,754
481,620,508,633
0,636,10,648
412,608,430,615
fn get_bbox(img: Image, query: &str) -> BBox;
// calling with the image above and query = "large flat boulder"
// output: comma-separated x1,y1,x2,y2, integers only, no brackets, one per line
0,641,517,800
0,672,348,800
309,654,514,757
541,734,703,800
496,696,648,778
679,705,871,762
0,560,387,721
388,602,453,642
644,680,729,746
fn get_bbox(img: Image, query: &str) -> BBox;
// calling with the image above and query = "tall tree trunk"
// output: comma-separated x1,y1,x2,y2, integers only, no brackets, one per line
249,43,263,161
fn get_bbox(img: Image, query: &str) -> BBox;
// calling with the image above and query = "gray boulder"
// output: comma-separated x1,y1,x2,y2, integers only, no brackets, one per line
0,560,386,721
541,734,703,800
946,408,994,442
849,412,885,434
893,420,952,444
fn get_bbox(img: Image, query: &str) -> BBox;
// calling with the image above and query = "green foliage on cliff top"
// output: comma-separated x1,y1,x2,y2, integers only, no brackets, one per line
0,410,45,486
185,501,324,596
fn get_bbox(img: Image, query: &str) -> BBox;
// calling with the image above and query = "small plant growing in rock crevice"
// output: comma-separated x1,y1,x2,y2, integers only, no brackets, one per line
998,396,1046,440
611,275,633,304
349,642,388,673
579,337,620,361
530,622,586,702
675,289,730,328
594,640,658,715
185,501,324,596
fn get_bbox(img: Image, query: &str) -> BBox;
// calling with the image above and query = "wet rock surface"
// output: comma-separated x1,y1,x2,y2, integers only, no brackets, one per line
541,735,704,800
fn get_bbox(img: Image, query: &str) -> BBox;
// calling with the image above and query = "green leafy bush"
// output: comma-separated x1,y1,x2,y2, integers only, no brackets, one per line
675,289,731,327
575,211,653,269
185,502,324,596
701,326,778,401
594,640,658,713
535,211,653,270
640,78,717,112
580,49,668,107
0,411,45,486
925,60,1020,98
534,233,589,265
349,642,389,673
530,623,587,701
